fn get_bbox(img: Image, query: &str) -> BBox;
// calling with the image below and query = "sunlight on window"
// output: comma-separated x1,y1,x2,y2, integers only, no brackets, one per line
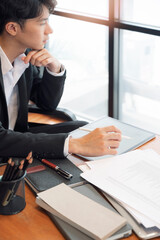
56,0,109,18
49,15,109,120
121,0,160,27
119,30,160,134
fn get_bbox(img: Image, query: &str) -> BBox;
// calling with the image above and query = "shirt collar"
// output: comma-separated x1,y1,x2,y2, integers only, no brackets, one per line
0,47,13,75
0,46,29,76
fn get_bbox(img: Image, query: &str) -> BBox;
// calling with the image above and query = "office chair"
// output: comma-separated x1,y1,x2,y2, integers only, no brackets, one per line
28,102,77,127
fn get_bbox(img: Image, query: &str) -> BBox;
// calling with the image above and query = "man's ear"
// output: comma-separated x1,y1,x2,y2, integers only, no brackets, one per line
5,22,20,36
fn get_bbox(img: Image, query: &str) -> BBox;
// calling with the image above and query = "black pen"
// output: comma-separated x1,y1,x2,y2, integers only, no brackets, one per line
41,158,73,180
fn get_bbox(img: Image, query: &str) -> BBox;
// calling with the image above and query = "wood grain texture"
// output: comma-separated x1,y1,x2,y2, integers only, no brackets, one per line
28,112,65,124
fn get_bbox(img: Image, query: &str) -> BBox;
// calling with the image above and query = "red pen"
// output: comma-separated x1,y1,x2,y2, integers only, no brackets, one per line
41,159,73,180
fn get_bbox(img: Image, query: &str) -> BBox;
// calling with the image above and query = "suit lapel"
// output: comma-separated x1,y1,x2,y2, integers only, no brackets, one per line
14,74,28,132
0,59,9,128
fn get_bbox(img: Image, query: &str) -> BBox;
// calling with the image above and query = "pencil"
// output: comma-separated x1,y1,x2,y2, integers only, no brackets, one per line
8,163,19,181
23,151,32,170
23,157,33,172
6,161,15,180
79,127,131,139
12,163,24,180
2,158,12,181
26,151,32,160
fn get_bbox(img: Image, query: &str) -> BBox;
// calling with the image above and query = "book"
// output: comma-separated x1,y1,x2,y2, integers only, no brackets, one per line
70,116,155,161
48,183,132,240
25,158,85,193
36,183,126,240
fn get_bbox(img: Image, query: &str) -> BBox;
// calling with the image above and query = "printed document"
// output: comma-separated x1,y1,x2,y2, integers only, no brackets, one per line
81,149,160,226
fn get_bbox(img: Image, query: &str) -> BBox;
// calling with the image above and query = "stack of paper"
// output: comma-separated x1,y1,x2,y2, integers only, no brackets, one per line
36,183,126,240
81,149,160,229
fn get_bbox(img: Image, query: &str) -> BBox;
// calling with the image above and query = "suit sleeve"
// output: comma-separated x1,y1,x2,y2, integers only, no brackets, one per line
0,122,68,160
28,66,66,111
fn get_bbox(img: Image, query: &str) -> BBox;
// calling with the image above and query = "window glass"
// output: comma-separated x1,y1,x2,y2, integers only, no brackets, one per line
119,30,160,134
48,15,109,120
120,0,160,28
56,0,109,18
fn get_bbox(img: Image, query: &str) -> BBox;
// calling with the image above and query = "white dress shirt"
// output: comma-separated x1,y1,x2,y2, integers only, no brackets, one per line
0,47,29,130
0,47,69,156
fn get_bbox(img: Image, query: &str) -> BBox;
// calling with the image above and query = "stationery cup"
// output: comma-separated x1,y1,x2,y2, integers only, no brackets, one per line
0,171,26,215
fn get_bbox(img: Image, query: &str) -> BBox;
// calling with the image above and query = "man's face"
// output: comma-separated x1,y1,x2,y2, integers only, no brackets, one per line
15,6,53,50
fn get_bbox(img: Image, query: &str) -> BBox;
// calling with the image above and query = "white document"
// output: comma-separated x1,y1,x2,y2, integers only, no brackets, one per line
123,204,160,228
81,149,160,225
86,150,160,228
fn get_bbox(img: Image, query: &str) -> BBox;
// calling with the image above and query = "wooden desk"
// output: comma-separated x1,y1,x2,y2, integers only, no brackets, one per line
0,135,160,240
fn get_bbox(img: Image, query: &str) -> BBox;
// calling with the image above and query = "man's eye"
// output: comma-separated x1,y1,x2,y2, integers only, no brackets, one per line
40,20,48,25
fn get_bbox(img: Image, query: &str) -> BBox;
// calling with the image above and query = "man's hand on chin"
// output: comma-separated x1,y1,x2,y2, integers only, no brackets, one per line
21,48,61,73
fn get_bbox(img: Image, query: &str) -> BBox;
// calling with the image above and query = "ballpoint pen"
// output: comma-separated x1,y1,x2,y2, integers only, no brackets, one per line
41,158,73,180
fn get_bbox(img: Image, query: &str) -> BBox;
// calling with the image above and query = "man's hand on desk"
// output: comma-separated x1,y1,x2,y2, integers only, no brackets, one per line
69,126,122,157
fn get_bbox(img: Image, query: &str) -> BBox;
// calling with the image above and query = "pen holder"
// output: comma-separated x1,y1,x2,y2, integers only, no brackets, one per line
0,171,26,215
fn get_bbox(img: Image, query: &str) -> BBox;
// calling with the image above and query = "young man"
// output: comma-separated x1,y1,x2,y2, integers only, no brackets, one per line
0,0,121,161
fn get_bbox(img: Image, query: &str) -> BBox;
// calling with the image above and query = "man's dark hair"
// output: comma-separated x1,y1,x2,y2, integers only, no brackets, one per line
0,0,57,34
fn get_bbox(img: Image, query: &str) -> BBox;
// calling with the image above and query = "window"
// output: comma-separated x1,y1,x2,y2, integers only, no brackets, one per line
119,30,160,133
49,15,108,120
56,0,109,18
120,0,160,28
117,0,160,134
48,0,160,133
48,0,109,120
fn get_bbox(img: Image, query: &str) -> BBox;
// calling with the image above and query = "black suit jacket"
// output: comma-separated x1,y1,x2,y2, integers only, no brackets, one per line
0,56,67,159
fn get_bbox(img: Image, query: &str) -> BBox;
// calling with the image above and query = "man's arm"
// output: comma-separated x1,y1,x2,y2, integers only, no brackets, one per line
0,122,67,159
0,122,121,160
23,48,66,111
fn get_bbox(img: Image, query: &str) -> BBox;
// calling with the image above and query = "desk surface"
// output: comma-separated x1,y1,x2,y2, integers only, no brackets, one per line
0,135,160,240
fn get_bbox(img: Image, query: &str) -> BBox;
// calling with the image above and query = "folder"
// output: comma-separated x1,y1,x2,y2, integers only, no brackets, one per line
25,157,85,193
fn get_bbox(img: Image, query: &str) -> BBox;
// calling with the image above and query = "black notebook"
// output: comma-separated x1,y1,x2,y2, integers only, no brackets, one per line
70,116,156,161
25,158,85,193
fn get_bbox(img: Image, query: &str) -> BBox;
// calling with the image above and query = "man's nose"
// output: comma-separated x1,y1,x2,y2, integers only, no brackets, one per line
45,22,53,34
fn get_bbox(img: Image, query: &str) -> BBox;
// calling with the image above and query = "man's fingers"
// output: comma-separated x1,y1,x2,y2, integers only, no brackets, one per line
106,132,122,141
106,140,120,149
103,125,122,134
106,148,118,155
35,57,53,67
22,50,38,64
22,49,47,64
21,49,61,72
34,54,48,64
